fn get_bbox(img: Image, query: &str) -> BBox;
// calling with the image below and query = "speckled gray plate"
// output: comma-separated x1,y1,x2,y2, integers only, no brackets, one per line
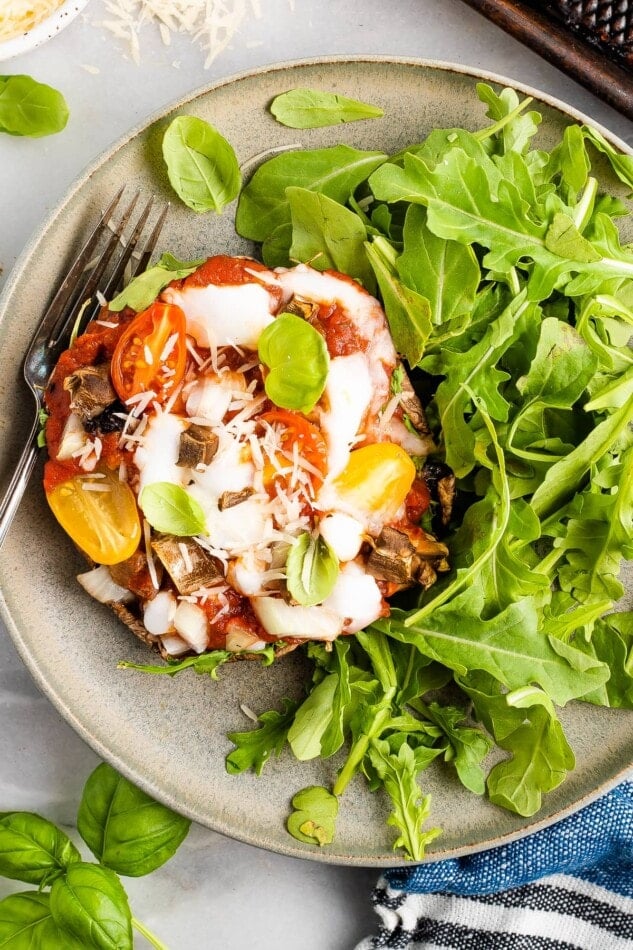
0,58,631,867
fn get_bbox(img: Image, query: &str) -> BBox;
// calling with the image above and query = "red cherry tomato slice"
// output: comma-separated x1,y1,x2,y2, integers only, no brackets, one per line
111,302,187,403
259,409,328,488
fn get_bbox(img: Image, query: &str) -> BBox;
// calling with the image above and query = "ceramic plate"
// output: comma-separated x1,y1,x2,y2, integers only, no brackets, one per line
0,58,631,867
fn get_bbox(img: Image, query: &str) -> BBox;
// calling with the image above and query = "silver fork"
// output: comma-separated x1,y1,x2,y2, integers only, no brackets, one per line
0,187,169,548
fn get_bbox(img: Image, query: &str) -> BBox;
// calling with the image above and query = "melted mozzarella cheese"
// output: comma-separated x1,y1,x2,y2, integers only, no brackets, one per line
134,412,186,493
322,561,384,633
203,495,271,555
163,282,276,349
319,512,364,563
251,597,343,641
319,353,373,478
190,431,253,497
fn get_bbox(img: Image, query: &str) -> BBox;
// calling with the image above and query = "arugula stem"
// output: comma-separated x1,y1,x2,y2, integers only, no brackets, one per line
533,546,564,577
572,176,597,232
333,693,395,796
473,96,534,142
132,916,170,950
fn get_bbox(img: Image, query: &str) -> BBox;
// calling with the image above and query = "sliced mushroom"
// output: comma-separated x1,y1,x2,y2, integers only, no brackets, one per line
423,458,456,527
110,550,163,600
284,296,320,320
366,524,450,590
177,424,219,467
398,362,431,435
366,526,418,586
218,487,255,511
63,364,117,421
151,535,223,595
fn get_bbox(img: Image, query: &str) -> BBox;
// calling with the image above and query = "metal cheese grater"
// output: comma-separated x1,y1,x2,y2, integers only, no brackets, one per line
550,1,633,66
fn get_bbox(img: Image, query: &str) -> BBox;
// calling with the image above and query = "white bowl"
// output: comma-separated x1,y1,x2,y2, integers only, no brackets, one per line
0,0,90,61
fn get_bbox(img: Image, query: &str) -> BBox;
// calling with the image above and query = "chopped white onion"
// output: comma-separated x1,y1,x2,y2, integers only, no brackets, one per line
76,566,133,605
173,600,208,653
251,597,342,641
143,590,177,636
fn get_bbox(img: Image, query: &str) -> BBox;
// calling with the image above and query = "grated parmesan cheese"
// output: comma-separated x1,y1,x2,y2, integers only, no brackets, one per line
0,0,64,41
97,0,294,68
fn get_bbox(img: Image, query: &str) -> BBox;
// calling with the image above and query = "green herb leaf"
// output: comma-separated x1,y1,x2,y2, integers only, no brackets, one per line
77,763,191,877
119,644,276,680
286,531,339,607
286,187,376,291
258,313,329,413
367,740,441,861
49,862,133,950
162,115,241,213
0,812,80,886
0,75,69,137
270,88,383,128
139,482,206,536
108,253,204,312
236,145,387,241
286,786,338,846
226,700,298,775
0,892,84,950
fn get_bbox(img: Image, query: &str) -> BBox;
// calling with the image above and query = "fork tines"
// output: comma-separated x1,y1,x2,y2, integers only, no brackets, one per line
47,188,168,352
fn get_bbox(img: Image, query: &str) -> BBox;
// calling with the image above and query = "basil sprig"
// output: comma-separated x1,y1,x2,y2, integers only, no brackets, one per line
258,313,329,413
286,531,339,607
139,482,206,536
0,763,190,949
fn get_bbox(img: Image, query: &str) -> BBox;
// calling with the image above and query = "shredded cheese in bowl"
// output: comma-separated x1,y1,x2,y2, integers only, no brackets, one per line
0,0,89,59
0,0,65,41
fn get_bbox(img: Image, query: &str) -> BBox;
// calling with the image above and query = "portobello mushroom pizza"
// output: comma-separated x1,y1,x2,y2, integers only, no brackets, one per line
43,255,453,660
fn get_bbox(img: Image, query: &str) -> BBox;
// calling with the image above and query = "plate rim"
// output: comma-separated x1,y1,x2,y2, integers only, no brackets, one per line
1,55,632,867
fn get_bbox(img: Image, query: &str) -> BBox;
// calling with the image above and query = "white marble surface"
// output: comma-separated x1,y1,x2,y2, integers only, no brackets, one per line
1,2,633,947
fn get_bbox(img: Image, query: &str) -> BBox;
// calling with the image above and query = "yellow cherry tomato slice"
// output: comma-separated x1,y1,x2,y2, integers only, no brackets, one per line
47,469,141,565
333,443,416,522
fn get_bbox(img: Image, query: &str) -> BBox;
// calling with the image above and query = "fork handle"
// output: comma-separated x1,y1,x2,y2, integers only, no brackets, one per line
0,415,41,549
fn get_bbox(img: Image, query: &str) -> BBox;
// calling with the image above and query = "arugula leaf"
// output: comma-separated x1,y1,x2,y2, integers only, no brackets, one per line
270,88,383,128
119,645,276,680
367,740,441,861
286,787,338,846
226,700,298,775
162,115,241,213
108,253,204,312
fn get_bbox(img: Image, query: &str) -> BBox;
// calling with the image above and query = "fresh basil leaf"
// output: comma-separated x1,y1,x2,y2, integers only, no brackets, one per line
0,75,69,137
50,862,132,950
139,482,206,536
162,115,241,213
286,531,339,607
258,313,329,413
77,763,190,877
108,253,204,312
270,88,383,128
0,892,84,950
236,144,387,241
0,812,80,886
286,786,338,846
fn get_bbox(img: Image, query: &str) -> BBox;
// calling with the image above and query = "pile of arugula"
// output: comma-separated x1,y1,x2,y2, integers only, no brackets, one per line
123,83,633,861
226,83,633,859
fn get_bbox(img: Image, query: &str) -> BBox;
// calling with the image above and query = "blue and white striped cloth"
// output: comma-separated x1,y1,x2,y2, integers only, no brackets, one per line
357,780,633,949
